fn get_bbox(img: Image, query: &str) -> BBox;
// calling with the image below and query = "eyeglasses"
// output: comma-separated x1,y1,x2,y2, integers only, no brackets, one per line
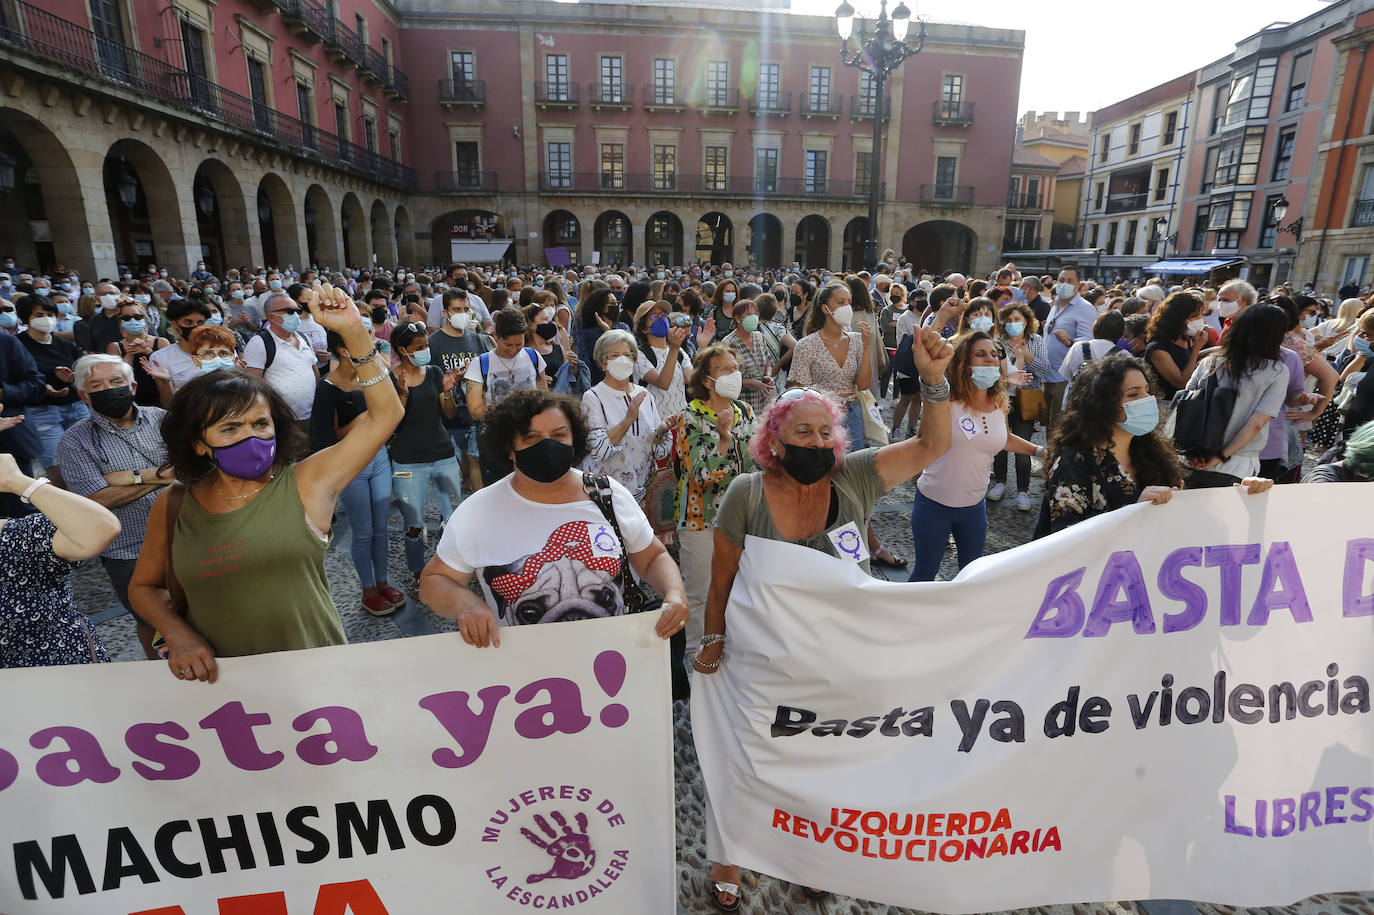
195,349,235,360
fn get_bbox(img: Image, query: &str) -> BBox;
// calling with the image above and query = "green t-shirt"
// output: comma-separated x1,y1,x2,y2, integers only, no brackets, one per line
173,465,345,657
714,447,885,574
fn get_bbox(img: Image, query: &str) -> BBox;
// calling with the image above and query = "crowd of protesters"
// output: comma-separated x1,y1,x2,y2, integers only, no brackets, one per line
2,252,1372,909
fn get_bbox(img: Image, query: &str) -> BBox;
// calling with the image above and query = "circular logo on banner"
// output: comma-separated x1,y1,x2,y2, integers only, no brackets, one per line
480,786,631,908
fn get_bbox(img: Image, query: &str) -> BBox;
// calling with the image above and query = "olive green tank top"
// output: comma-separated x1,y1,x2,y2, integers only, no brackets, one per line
172,465,345,657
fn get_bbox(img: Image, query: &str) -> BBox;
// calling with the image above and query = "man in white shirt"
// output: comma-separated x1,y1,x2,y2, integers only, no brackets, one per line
243,292,319,422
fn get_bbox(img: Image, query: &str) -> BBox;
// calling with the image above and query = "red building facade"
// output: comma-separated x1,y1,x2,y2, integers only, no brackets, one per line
0,0,1023,276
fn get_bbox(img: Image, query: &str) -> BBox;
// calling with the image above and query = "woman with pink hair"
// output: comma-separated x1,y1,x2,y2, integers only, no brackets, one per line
690,326,954,911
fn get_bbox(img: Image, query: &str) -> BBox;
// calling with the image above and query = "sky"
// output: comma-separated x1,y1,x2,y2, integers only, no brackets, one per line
789,0,1331,115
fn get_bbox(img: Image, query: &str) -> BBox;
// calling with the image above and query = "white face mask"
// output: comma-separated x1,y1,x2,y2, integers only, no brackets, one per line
1186,318,1206,336
712,370,743,400
448,312,471,332
1217,300,1240,319
28,315,55,333
1301,314,1319,330
829,304,854,326
99,293,120,311
605,355,635,381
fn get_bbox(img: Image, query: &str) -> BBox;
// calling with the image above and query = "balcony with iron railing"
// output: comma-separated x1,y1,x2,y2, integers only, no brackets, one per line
0,0,416,190
362,47,387,83
920,184,975,205
696,87,740,113
535,81,579,107
536,171,881,199
850,95,890,120
386,66,409,100
435,171,499,193
324,18,364,67
1104,192,1149,215
801,92,842,118
1352,198,1374,228
643,86,685,111
1007,192,1042,210
932,100,975,126
277,0,330,42
748,89,792,116
438,78,485,106
589,81,633,109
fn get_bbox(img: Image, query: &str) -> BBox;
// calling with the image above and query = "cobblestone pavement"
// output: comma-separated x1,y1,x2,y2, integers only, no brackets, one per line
75,397,1363,915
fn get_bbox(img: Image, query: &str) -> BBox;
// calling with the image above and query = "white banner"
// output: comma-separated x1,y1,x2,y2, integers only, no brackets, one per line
693,486,1374,912
0,614,674,914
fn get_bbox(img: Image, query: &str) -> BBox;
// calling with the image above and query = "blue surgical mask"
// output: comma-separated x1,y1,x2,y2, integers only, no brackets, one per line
279,312,301,333
971,365,1001,389
0,311,16,328
723,292,736,304
970,316,994,333
408,347,431,367
134,294,151,306
1356,337,1374,357
34,287,49,297
199,356,236,374
651,316,670,337
1004,321,1025,338
82,286,93,296
120,318,147,334
231,290,245,300
1118,395,1160,437
269,280,283,291
1055,283,1075,300
57,302,75,316
206,313,223,326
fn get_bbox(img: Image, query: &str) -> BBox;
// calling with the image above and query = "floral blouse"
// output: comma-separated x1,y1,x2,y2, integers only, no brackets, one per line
1283,329,1316,366
1033,445,1139,538
789,330,862,401
673,398,757,530
724,329,774,413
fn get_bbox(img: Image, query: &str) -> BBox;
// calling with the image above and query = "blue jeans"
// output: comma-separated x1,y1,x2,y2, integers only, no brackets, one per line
392,455,464,574
30,401,88,469
843,398,865,453
909,490,988,582
338,449,392,587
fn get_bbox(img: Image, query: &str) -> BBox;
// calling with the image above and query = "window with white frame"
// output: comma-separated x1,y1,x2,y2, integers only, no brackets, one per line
599,56,623,102
707,61,729,106
545,54,569,100
758,63,780,108
809,66,831,109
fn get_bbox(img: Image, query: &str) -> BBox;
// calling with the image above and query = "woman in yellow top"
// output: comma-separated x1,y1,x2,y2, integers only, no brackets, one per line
130,283,403,683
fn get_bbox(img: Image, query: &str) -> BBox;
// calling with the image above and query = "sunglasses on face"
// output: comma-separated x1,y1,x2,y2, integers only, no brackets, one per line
778,387,822,402
275,308,303,317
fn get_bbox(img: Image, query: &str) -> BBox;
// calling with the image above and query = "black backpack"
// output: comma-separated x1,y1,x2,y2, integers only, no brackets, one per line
1170,365,1238,458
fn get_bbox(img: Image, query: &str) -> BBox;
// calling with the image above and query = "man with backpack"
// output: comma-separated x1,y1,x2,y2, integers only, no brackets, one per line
463,308,547,485
243,291,319,429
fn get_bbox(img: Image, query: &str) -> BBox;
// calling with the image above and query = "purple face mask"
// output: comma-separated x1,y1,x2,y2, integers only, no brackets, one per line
210,434,277,480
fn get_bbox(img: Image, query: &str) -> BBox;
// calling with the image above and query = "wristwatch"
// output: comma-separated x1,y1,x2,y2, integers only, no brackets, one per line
132,470,143,485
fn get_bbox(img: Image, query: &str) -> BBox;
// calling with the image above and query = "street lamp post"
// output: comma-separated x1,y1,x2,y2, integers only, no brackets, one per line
1270,196,1303,284
835,0,925,271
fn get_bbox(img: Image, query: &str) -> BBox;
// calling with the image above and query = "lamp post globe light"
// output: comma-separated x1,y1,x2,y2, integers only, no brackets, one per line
835,0,925,271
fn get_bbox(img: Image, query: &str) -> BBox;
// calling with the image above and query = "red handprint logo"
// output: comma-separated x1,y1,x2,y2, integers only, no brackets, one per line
520,811,596,883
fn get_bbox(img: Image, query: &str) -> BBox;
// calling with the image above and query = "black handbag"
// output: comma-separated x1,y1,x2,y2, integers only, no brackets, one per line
1170,367,1238,459
582,474,662,614
892,332,917,378
583,473,690,701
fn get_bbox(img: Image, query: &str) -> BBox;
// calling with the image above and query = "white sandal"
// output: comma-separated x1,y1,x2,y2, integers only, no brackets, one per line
708,880,741,912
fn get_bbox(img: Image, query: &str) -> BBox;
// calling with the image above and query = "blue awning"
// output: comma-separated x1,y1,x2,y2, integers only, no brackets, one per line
1142,258,1243,274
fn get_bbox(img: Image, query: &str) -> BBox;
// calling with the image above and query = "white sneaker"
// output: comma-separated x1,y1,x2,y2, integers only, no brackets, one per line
1016,492,1032,512
986,482,1006,501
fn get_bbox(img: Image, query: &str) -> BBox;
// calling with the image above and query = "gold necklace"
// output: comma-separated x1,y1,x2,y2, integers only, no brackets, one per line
214,474,272,502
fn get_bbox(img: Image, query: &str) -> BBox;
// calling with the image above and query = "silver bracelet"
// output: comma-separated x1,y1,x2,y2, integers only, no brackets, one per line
356,370,389,388
699,633,727,647
920,379,951,403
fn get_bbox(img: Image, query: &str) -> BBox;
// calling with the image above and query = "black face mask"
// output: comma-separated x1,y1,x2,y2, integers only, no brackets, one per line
89,385,136,419
788,293,803,309
514,437,575,483
535,322,558,341
452,276,468,290
778,443,836,485
370,306,389,324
